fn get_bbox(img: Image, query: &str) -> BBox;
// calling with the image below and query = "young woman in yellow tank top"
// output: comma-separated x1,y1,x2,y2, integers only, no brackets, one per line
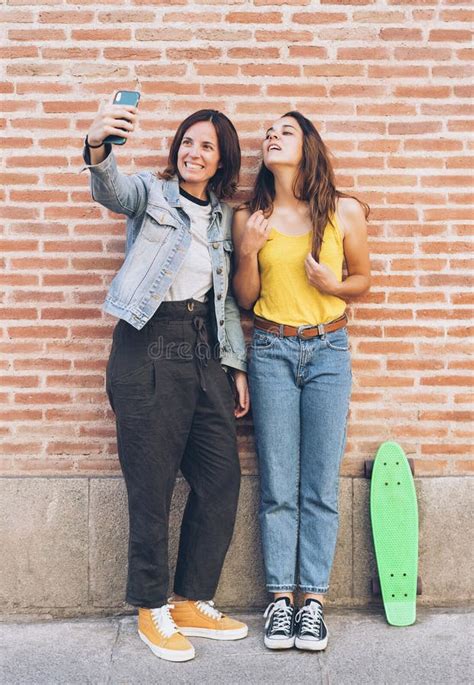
233,112,370,652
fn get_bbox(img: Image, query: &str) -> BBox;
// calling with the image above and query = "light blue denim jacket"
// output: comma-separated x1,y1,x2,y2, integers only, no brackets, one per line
81,146,247,372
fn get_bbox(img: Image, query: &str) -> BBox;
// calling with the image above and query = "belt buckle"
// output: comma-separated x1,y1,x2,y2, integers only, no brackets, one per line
297,324,316,339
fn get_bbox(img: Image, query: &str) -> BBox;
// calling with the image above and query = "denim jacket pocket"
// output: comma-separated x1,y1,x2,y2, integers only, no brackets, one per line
140,204,181,242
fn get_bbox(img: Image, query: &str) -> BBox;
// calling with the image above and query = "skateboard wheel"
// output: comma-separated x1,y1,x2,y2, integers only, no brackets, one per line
364,460,374,479
371,576,381,596
417,576,422,595
408,458,415,476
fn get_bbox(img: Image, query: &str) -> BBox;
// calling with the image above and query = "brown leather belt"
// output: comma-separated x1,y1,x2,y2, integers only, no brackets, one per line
254,313,348,339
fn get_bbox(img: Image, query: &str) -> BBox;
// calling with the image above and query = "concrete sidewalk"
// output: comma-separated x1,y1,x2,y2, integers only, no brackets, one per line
1,607,472,684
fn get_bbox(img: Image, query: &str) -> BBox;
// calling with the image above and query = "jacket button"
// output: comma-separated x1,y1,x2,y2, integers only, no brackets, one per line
212,242,219,249
217,293,222,300
216,267,223,275
219,319,224,326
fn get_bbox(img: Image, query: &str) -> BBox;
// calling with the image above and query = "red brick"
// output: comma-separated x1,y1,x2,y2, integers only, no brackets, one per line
292,12,347,23
39,11,94,23
0,47,38,59
338,47,389,60
72,29,132,40
166,48,221,60
42,49,101,60
164,12,220,23
104,48,162,62
256,30,312,42
98,10,155,22
227,12,282,23
228,47,280,59
395,47,451,61
287,46,328,59
395,86,451,99
380,28,422,41
15,393,72,405
241,64,301,78
0,443,43,456
429,29,472,42
368,65,429,79
9,29,66,41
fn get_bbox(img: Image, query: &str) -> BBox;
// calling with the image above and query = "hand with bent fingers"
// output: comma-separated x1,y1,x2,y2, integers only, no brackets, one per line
304,252,340,296
240,210,272,257
87,95,138,147
233,370,250,418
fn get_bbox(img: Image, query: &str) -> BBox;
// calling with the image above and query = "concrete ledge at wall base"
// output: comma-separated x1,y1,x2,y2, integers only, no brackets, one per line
0,476,472,619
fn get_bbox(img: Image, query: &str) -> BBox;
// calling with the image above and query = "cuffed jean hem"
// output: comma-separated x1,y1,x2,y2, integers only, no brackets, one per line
267,585,297,592
299,586,329,594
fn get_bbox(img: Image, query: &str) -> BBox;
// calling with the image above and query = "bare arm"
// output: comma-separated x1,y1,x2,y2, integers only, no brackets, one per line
304,197,371,301
336,197,371,299
232,208,270,310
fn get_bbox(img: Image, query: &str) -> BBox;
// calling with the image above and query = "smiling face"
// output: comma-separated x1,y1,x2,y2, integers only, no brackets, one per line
177,120,221,191
262,116,304,172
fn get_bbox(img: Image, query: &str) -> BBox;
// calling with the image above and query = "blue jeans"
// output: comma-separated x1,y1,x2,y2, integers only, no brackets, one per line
248,325,352,594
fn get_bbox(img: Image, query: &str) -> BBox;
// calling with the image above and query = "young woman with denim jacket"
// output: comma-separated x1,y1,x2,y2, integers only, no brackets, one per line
232,112,371,652
82,102,249,662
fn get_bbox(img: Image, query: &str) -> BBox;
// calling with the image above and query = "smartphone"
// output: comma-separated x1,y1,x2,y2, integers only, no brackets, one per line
103,90,140,145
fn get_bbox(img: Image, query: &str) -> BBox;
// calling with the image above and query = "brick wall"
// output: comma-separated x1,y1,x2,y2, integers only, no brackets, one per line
1,1,472,479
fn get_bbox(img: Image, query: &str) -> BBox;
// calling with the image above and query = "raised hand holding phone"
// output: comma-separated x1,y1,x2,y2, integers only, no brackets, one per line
86,91,140,163
103,90,140,145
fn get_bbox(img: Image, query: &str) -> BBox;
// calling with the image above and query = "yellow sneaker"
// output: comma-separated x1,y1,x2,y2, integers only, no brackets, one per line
170,599,248,640
138,605,195,662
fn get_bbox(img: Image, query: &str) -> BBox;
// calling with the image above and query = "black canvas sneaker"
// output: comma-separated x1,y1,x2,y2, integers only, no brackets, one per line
295,599,328,651
263,597,296,649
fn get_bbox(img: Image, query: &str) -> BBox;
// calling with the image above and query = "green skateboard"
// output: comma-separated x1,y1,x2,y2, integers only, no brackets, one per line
368,441,419,626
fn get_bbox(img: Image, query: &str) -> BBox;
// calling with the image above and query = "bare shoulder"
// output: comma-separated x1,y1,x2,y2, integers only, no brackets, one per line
336,196,367,238
337,196,366,222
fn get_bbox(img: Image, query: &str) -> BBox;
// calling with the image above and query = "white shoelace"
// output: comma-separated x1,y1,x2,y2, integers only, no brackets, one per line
263,601,293,631
295,603,323,636
150,604,179,638
196,600,223,620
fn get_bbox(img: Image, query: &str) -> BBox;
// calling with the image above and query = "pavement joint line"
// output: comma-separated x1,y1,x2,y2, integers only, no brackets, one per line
105,618,121,685
317,651,331,684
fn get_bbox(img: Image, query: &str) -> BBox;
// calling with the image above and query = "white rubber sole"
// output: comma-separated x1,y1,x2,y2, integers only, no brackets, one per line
179,625,248,640
138,631,195,662
264,635,296,650
295,634,328,651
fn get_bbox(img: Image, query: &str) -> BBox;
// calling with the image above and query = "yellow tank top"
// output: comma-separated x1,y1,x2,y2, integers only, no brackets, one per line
253,215,346,327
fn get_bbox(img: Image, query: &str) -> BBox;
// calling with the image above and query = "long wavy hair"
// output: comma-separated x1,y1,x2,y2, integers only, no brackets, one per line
247,111,369,259
159,109,241,200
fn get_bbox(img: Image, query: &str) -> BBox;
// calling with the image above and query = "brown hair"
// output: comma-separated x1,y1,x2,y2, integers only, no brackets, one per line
159,109,241,200
247,111,369,259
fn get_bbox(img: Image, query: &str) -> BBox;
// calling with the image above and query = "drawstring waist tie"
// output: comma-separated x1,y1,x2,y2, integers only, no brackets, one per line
148,299,214,392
